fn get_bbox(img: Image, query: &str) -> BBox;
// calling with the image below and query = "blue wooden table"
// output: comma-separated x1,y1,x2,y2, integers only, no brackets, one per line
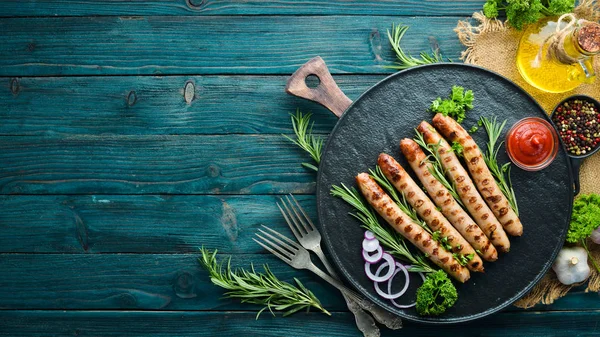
1,1,600,336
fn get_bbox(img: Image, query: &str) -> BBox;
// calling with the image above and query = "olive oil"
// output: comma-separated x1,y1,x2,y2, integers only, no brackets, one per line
516,16,599,93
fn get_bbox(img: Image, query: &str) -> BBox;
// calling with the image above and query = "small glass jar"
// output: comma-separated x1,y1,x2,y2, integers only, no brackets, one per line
506,117,559,171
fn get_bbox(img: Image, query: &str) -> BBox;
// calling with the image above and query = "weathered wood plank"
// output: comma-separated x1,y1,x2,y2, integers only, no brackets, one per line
0,75,382,136
0,193,597,311
1,310,600,336
0,195,320,253
0,16,462,76
0,135,319,195
0,254,345,310
0,253,597,312
0,0,483,17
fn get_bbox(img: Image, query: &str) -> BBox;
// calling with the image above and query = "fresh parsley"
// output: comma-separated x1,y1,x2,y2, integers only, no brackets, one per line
482,0,575,30
451,141,464,158
567,194,600,274
429,86,474,124
416,270,458,316
432,230,453,252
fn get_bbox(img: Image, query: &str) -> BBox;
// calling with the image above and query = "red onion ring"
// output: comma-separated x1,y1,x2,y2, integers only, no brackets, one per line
364,230,376,240
374,262,409,300
362,238,379,253
364,253,395,282
390,267,426,309
362,246,383,263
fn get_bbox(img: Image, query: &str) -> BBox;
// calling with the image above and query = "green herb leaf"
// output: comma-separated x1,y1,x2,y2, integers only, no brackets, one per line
480,116,519,215
199,247,330,318
451,141,464,158
482,0,575,30
413,130,464,208
429,86,474,123
384,24,445,70
283,109,324,172
416,270,458,315
567,194,600,243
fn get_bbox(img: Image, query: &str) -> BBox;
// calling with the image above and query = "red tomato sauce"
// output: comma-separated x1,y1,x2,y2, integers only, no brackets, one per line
507,118,557,168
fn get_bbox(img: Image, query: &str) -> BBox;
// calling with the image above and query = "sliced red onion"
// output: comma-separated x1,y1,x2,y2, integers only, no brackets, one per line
362,238,380,253
364,230,376,240
390,269,426,309
364,253,395,282
391,300,416,309
362,246,383,263
374,262,409,300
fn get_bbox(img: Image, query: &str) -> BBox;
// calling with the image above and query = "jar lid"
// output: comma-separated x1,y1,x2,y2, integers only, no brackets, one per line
577,22,600,54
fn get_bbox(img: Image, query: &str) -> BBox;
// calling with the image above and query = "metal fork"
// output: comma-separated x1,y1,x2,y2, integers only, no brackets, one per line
254,224,403,331
278,196,380,337
278,196,403,330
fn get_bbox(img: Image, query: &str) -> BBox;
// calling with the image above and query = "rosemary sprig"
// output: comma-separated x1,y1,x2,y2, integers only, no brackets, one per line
413,130,465,208
331,183,435,273
199,247,329,318
282,109,324,172
384,24,444,70
480,116,519,215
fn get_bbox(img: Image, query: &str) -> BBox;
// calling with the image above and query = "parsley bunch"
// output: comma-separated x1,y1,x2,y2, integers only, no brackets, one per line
483,0,576,30
416,270,458,316
567,194,600,273
429,86,474,123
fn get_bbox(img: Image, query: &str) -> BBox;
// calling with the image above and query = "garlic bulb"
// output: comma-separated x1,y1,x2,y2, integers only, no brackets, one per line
591,227,600,244
552,247,590,285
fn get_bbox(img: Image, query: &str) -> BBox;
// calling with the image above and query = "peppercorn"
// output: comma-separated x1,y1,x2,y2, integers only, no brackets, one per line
552,98,600,156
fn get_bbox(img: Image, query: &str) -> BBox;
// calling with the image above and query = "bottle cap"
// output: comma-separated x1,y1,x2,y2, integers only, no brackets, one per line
577,22,600,54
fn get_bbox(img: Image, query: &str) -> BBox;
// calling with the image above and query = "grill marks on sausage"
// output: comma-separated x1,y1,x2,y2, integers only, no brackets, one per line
378,152,484,272
419,120,511,253
400,137,499,263
433,113,523,237
356,172,470,282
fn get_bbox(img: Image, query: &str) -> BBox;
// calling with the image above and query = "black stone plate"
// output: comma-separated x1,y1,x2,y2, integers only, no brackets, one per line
316,64,573,324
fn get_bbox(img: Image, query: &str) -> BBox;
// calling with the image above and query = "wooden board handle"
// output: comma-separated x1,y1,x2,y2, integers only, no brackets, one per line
285,56,352,118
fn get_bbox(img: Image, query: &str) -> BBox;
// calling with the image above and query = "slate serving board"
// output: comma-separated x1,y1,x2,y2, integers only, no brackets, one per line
314,63,574,324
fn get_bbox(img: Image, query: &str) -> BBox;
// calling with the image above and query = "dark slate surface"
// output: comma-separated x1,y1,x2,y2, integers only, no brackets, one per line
317,63,574,323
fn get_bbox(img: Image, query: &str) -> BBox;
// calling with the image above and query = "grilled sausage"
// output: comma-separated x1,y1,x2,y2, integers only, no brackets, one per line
417,121,511,253
400,139,498,262
432,113,523,236
356,173,470,283
378,153,484,272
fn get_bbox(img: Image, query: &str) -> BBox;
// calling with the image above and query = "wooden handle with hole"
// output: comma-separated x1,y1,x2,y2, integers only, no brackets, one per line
285,56,352,118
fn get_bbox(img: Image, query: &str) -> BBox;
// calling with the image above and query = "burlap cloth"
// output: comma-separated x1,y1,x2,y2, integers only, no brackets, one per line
454,0,600,308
